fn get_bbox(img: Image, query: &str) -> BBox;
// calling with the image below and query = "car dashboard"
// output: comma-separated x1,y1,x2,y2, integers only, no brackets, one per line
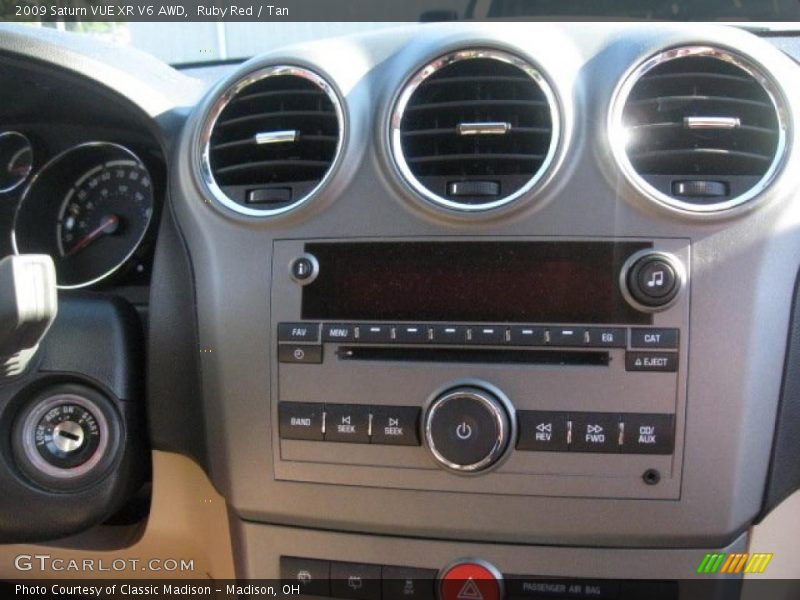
0,21,800,598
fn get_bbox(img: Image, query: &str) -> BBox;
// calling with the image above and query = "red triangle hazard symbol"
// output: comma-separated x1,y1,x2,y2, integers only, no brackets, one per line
457,578,484,600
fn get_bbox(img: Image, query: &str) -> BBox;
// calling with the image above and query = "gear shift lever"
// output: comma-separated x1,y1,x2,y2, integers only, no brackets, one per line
0,254,58,377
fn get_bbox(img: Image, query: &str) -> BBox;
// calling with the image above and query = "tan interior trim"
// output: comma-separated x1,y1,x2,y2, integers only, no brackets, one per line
0,450,235,579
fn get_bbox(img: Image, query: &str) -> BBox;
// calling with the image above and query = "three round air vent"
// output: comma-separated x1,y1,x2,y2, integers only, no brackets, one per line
390,49,561,212
199,66,343,217
610,46,787,214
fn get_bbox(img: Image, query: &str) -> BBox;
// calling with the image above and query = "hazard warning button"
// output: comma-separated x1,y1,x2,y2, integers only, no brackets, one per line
439,560,503,600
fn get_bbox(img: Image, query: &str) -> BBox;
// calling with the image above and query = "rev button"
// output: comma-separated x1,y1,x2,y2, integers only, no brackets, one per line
517,411,569,452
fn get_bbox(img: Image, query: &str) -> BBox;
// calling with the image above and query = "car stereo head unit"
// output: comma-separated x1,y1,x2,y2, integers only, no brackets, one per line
270,238,689,501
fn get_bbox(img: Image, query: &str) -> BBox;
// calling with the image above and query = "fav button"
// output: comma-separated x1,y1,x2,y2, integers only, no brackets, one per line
440,561,503,600
277,322,320,343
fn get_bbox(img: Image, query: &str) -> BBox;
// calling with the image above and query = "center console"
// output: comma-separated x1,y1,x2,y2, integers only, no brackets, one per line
272,239,688,500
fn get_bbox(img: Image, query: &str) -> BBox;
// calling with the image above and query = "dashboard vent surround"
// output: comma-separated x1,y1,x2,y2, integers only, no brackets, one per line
199,66,343,217
610,46,787,214
390,49,560,212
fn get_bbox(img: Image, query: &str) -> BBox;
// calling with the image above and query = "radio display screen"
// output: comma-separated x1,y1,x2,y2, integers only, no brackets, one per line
301,241,652,324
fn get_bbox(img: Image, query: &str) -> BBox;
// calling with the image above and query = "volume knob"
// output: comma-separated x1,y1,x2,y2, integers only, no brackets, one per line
424,386,513,473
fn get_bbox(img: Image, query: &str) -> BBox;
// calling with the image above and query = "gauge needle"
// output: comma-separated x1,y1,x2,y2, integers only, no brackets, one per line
65,214,120,257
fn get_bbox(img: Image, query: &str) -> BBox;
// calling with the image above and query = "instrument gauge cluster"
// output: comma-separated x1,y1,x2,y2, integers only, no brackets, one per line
11,142,158,289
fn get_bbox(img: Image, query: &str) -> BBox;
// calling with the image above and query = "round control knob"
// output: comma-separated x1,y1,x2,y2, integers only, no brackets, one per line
424,386,512,473
621,250,685,311
12,384,121,491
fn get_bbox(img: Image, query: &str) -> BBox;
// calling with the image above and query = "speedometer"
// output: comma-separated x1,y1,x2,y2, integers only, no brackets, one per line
13,143,156,288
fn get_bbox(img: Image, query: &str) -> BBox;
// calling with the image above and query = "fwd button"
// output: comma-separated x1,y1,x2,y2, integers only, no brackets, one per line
570,413,620,453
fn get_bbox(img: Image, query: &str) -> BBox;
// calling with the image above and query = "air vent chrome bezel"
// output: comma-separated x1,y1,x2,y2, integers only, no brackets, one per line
198,65,345,218
389,48,562,213
608,45,789,215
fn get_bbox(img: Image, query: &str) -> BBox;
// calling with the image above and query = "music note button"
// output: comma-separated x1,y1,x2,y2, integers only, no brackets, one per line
624,251,684,311
636,260,676,298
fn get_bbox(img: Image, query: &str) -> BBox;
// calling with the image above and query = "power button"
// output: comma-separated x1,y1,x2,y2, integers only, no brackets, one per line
424,386,513,473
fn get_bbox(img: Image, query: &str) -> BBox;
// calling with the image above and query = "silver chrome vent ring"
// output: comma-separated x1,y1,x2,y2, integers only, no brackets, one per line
608,45,789,215
197,65,344,218
389,48,561,213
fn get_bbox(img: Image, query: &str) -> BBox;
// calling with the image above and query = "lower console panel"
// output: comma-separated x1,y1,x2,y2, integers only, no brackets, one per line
232,521,746,599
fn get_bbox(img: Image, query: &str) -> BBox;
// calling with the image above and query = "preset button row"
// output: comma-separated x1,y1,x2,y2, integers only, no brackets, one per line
279,402,420,446
278,323,680,350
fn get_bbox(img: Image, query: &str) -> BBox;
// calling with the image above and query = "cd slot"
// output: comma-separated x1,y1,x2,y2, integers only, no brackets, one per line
337,346,610,366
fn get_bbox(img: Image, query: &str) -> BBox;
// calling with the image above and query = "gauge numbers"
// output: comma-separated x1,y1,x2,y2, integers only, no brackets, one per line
13,143,156,288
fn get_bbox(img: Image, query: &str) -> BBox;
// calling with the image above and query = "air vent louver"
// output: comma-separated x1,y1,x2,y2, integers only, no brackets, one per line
614,47,786,213
391,50,559,211
201,66,342,216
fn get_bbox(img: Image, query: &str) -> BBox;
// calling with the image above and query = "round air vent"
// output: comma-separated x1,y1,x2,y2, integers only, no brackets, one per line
199,66,343,217
610,46,788,214
390,49,560,212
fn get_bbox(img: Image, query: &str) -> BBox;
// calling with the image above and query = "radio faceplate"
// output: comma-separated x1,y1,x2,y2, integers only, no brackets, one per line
271,238,689,500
